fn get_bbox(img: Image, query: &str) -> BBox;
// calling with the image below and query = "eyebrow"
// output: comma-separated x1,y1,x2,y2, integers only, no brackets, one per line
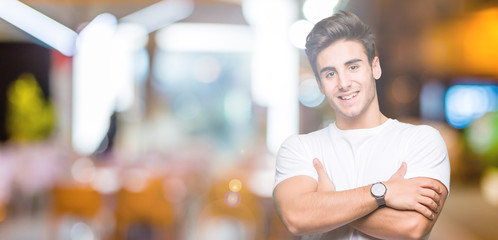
318,58,363,75
345,58,362,65
319,66,336,75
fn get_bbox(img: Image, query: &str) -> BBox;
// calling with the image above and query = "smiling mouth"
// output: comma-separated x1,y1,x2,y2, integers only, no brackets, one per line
339,91,358,100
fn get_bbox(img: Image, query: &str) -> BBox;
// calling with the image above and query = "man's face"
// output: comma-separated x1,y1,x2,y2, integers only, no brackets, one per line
316,39,382,121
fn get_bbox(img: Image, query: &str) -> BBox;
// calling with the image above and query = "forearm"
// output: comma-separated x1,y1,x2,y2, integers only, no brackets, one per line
275,185,378,235
349,207,434,240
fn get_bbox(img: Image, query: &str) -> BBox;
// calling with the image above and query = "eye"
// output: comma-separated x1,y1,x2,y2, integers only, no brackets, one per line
325,72,335,78
349,65,359,71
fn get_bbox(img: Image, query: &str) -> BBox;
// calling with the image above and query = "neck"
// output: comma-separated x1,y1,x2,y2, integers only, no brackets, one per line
335,99,387,130
336,114,388,130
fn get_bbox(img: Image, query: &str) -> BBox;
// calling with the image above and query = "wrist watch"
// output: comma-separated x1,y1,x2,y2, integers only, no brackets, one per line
370,182,387,207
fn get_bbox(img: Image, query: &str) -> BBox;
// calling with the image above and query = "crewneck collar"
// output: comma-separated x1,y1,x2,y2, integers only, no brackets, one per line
330,118,395,137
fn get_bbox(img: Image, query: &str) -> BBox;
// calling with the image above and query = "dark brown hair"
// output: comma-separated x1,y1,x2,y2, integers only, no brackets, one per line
305,11,376,80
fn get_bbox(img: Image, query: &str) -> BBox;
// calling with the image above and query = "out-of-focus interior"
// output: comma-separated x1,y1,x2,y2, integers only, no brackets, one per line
0,0,497,239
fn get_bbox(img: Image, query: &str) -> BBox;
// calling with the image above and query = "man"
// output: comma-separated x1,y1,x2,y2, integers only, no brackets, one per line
273,11,450,239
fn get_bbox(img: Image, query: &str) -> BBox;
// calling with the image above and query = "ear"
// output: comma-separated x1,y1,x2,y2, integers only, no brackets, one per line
372,56,382,80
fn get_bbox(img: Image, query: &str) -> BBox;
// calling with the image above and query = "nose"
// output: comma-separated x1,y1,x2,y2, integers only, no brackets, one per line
337,72,352,91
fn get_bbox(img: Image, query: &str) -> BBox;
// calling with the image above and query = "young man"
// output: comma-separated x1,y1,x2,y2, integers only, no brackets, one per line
273,11,450,239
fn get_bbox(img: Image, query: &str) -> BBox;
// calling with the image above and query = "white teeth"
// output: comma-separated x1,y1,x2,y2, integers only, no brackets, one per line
340,92,358,100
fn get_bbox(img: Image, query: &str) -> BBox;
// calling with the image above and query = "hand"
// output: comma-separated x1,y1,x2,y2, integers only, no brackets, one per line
313,158,335,192
384,162,442,220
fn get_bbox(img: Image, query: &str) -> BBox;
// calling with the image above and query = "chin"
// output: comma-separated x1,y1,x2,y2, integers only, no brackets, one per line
336,108,362,118
335,111,359,120
342,113,361,119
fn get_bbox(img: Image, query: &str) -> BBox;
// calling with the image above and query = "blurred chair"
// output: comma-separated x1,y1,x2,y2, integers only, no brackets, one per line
113,177,176,240
0,203,5,223
49,184,104,240
52,185,101,217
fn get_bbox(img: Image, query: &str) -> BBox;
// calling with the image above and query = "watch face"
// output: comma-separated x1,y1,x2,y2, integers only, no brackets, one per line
372,183,386,197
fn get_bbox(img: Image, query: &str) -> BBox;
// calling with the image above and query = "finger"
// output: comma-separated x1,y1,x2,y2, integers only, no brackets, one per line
415,203,435,221
313,158,327,178
398,162,407,176
419,188,441,206
418,195,439,213
313,158,329,182
422,181,442,195
413,178,442,194
313,158,335,192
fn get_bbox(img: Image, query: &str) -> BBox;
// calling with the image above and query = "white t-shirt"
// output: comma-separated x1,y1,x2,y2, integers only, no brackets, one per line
274,119,451,240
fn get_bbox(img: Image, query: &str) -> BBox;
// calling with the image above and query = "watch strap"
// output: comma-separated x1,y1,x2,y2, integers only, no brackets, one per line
375,196,386,206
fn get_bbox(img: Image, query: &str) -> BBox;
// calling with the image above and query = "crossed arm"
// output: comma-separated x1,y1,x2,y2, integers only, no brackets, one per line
273,159,448,239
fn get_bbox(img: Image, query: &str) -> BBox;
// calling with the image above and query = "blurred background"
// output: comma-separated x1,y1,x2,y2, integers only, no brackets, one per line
0,0,497,239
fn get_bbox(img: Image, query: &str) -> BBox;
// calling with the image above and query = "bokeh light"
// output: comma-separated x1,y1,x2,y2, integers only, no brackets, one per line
91,168,119,194
303,0,340,24
466,112,498,155
71,157,96,183
70,222,95,240
445,84,498,129
299,78,325,108
289,20,314,49
224,191,241,208
481,168,498,207
228,179,242,192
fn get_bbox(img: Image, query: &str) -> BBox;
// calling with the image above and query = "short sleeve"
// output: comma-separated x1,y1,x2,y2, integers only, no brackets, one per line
404,125,451,193
273,135,318,190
